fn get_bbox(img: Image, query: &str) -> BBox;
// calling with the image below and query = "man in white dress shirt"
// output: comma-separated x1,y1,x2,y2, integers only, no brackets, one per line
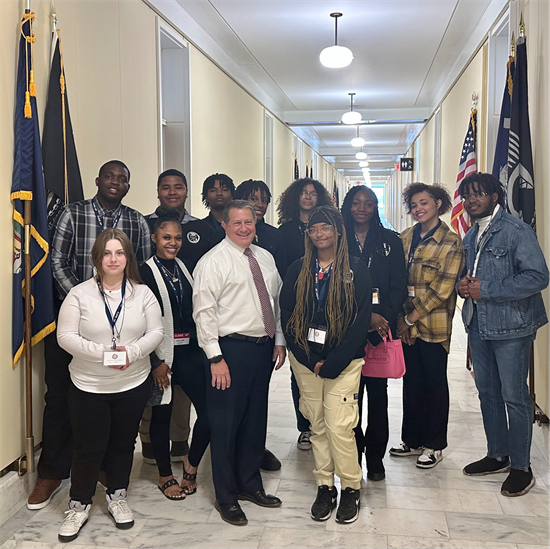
193,200,286,526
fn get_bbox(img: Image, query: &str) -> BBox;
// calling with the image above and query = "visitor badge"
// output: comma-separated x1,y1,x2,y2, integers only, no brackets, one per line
408,285,415,297
103,350,127,367
372,288,380,305
174,333,190,346
308,327,326,344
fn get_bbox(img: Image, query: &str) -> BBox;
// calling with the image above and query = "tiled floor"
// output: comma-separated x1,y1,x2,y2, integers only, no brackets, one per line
1,319,549,548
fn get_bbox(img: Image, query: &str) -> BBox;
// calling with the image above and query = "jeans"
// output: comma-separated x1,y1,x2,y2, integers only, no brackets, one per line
468,308,534,471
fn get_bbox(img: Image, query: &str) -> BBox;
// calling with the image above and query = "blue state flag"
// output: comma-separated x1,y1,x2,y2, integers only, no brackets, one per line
11,11,55,364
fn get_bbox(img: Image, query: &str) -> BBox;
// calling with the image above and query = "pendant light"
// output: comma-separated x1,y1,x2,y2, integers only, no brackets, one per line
341,93,362,125
319,13,354,68
359,160,369,168
351,126,365,148
355,148,367,160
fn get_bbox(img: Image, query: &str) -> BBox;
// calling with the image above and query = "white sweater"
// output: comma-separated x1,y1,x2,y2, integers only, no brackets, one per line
57,278,163,394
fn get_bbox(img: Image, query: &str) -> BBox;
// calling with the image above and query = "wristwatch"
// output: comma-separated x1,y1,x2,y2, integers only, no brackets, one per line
209,355,223,363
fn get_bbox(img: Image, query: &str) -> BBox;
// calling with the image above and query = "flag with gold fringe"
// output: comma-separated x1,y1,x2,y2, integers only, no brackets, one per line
11,11,55,364
294,153,299,180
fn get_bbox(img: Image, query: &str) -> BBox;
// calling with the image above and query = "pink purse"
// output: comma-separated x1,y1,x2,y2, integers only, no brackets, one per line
361,328,406,379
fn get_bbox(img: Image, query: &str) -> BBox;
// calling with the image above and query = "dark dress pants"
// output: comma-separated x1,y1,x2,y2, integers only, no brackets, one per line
37,329,73,480
401,338,449,451
206,336,275,505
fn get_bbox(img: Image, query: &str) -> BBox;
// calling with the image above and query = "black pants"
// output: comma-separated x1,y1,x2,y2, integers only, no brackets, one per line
68,377,150,504
354,375,388,473
150,345,210,478
291,371,311,433
206,336,274,505
401,339,449,451
38,329,73,480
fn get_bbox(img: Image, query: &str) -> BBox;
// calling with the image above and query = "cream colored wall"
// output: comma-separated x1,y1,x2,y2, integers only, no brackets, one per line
418,116,435,183
273,116,294,215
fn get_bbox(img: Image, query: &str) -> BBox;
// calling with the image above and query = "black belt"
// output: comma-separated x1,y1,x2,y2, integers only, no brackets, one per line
225,333,271,344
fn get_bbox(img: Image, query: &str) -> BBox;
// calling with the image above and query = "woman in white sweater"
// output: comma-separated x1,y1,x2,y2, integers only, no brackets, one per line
57,229,163,543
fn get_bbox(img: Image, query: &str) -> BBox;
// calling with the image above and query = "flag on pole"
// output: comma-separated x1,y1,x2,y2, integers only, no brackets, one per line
294,153,299,180
451,109,477,238
506,32,536,230
11,12,56,364
310,159,313,179
42,25,84,232
332,179,339,208
492,49,515,186
305,161,309,178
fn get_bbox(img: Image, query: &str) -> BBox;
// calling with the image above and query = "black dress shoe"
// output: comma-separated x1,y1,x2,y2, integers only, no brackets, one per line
260,448,281,471
367,471,385,482
238,489,282,508
214,501,248,526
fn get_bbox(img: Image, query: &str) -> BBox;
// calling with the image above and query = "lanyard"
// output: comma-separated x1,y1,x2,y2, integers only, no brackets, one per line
314,260,332,308
154,256,185,319
354,232,373,268
97,277,127,349
407,222,440,274
475,223,492,256
92,200,122,232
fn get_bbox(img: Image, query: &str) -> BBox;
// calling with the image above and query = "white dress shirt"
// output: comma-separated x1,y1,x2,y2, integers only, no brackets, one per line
57,278,163,394
192,237,284,358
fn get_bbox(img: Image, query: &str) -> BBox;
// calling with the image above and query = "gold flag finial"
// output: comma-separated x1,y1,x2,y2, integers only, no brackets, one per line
510,32,516,57
519,13,525,38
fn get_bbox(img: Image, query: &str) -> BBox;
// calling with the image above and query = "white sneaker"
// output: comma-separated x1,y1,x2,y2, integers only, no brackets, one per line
106,489,134,529
58,500,90,542
416,448,443,469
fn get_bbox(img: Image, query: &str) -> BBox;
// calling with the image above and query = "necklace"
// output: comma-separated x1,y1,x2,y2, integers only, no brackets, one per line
102,281,123,293
158,260,179,283
318,261,334,273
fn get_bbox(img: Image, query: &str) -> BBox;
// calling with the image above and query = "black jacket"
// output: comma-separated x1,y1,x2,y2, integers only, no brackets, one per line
280,255,372,379
278,219,307,267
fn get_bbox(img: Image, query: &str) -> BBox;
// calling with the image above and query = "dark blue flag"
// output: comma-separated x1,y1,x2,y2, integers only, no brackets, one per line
492,55,514,186
11,12,55,364
507,35,536,229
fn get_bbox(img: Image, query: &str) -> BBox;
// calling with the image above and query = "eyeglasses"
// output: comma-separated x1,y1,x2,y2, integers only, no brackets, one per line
461,191,489,201
301,191,318,198
306,225,333,236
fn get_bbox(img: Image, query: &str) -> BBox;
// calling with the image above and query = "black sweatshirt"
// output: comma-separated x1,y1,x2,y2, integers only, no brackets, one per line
280,255,372,379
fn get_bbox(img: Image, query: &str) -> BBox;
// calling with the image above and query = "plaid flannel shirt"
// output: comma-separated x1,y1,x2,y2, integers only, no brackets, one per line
400,221,465,351
51,196,152,300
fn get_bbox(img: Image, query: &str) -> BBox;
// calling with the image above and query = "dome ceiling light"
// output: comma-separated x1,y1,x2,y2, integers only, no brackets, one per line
351,125,366,148
341,92,362,125
355,148,367,160
319,13,354,69
359,160,369,168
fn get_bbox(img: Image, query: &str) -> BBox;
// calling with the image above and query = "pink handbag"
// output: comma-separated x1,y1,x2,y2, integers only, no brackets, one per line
361,328,406,379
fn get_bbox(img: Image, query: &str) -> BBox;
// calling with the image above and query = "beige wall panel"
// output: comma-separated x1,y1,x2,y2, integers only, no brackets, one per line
189,45,264,218
524,0,549,416
273,116,294,219
418,116,435,183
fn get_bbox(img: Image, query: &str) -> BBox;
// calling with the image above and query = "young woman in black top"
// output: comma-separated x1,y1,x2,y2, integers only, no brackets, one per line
341,186,408,481
139,208,210,499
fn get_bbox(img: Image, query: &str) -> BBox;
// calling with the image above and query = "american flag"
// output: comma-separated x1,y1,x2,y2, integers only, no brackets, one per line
451,109,477,238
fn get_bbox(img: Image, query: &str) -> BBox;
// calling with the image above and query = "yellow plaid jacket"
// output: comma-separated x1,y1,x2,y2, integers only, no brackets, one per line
400,221,465,352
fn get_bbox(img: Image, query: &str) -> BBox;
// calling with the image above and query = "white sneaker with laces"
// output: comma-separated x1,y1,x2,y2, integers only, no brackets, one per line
297,431,312,450
58,500,90,542
416,448,443,469
106,489,134,529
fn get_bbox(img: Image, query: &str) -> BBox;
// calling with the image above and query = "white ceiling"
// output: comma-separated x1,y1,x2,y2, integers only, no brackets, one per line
152,0,508,182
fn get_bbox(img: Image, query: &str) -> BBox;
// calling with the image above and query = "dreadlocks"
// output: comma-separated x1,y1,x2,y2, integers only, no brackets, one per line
276,178,332,225
287,206,356,357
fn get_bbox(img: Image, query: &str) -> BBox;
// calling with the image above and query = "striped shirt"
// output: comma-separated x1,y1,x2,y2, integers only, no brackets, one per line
400,221,465,351
51,196,152,300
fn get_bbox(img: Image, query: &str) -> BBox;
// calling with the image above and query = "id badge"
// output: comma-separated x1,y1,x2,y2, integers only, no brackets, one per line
174,333,190,346
103,350,127,367
408,285,415,297
308,327,326,344
372,288,380,305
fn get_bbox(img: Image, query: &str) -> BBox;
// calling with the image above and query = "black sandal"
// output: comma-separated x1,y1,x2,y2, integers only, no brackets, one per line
182,465,197,496
158,478,186,500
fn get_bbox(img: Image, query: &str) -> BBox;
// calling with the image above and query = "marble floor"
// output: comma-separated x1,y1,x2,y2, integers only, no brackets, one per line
1,319,549,548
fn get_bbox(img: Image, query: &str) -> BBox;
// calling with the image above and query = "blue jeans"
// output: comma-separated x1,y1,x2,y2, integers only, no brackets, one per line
468,308,534,471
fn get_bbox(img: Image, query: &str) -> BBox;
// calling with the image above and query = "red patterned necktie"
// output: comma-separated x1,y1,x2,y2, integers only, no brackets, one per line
244,248,276,338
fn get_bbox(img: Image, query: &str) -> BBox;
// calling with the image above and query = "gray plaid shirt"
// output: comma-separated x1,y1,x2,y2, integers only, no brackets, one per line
51,196,152,300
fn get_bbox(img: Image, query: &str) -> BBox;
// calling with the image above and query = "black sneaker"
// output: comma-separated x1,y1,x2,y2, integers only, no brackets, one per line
389,443,422,457
463,456,511,476
310,485,337,521
501,467,535,497
335,487,360,524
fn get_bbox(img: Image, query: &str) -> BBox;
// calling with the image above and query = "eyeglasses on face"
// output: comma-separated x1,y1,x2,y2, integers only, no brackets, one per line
301,191,318,198
461,191,489,201
306,225,333,236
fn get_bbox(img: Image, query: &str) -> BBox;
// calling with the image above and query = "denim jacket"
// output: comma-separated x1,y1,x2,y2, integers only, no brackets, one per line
461,207,548,340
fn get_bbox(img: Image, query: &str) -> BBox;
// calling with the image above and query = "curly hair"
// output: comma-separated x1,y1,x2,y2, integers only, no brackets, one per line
201,173,235,207
276,178,332,224
402,182,452,215
286,206,356,357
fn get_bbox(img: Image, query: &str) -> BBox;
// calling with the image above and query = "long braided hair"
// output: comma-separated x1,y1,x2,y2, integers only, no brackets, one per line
287,206,356,356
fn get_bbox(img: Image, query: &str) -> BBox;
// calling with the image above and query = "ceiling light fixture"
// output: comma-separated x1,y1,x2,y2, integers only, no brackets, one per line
355,149,367,160
351,126,365,148
341,93,362,125
319,13,354,68
359,160,369,168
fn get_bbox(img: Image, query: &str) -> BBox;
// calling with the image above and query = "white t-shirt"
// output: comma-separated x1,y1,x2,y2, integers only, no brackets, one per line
57,278,163,394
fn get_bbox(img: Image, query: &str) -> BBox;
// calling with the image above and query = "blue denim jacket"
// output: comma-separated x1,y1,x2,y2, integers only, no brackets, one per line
462,207,548,340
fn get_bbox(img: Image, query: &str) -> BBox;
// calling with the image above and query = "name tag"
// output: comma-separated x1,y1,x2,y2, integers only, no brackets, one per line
408,285,415,297
372,288,380,305
308,327,326,344
174,333,190,346
103,350,127,367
